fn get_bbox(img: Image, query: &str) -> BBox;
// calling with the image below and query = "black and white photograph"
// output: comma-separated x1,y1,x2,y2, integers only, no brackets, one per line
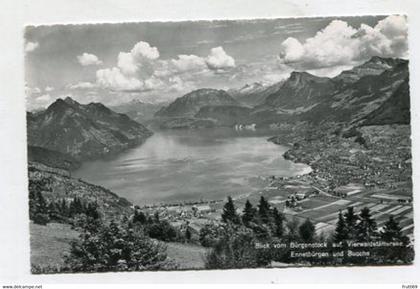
23,14,414,274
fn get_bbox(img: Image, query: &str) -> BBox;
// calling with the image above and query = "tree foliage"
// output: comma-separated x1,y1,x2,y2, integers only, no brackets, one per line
204,224,270,269
356,207,377,242
334,210,348,243
299,218,315,242
257,196,271,224
221,196,241,224
65,219,171,272
242,200,257,226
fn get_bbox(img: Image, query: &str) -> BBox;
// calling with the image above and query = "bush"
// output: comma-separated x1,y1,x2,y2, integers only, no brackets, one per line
204,224,271,269
65,219,171,272
147,220,178,242
33,213,50,225
199,223,223,247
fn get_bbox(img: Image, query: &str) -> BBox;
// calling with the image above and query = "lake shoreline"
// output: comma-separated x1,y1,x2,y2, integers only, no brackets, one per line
72,128,311,207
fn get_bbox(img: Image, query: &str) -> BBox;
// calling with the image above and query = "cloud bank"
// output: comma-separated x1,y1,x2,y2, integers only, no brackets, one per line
278,15,408,73
95,41,236,93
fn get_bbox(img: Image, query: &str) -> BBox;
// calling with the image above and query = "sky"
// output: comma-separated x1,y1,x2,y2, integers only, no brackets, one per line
24,15,408,110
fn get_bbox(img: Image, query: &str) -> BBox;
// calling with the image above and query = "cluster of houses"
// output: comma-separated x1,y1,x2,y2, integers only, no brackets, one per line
234,123,256,131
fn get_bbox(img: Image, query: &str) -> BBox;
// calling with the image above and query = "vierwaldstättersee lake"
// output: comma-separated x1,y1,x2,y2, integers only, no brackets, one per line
73,128,310,205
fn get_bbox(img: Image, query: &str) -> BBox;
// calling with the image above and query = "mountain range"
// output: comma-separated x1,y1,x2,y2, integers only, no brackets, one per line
26,56,410,166
154,56,409,128
27,97,152,161
155,88,239,118
227,81,284,107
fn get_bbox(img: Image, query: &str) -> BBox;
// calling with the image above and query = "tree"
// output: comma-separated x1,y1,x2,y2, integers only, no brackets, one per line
285,218,300,241
379,215,411,263
381,216,408,243
334,210,348,243
69,197,84,217
299,218,315,242
85,202,100,220
356,207,378,242
185,226,192,241
204,224,270,269
33,212,50,225
29,190,36,219
31,191,50,225
36,191,48,215
153,211,160,223
199,223,222,247
59,199,69,217
28,179,51,220
65,219,170,272
132,210,147,224
344,207,358,239
242,200,256,226
272,207,284,238
221,196,240,224
47,201,62,222
257,196,271,224
147,220,178,242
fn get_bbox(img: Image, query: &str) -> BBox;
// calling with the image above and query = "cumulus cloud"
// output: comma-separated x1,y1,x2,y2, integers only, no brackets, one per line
77,53,103,66
94,41,235,95
25,86,41,95
131,41,160,60
45,86,54,92
27,93,55,110
278,15,408,72
205,47,236,70
144,76,165,91
25,42,39,52
117,41,159,75
168,76,195,92
278,37,305,63
67,82,97,90
171,55,207,73
96,67,146,92
94,41,163,91
36,94,52,103
117,52,138,75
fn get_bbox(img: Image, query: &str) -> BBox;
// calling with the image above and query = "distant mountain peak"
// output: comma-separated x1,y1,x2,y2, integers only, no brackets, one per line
187,88,225,95
368,55,392,64
63,96,80,106
46,98,71,113
289,71,316,80
334,56,407,85
155,88,238,117
288,71,328,85
28,99,152,160
263,70,335,109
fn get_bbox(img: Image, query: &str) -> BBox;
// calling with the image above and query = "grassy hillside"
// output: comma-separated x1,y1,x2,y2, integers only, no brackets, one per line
166,242,208,270
30,222,79,269
30,222,208,271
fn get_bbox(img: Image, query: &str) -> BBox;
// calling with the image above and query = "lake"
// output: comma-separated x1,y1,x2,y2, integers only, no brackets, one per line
73,128,310,205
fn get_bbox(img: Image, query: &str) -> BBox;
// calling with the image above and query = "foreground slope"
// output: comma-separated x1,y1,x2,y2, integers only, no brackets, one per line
28,161,133,218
